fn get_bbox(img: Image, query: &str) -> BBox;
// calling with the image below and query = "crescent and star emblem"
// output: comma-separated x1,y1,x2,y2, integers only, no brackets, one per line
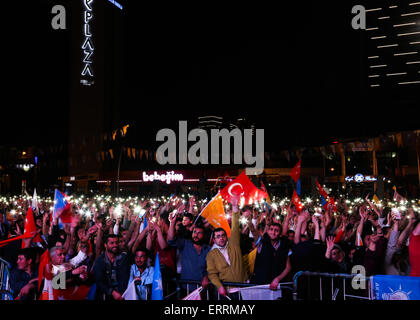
228,183,245,197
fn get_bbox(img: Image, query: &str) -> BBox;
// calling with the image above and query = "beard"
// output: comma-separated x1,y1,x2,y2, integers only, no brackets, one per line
192,237,204,245
107,246,119,255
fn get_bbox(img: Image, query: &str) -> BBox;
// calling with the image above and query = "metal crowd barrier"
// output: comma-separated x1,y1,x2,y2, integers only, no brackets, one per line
165,279,295,300
292,271,373,301
0,257,13,300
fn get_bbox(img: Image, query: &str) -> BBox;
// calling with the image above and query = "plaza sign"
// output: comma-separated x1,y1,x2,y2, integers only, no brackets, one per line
81,0,94,86
345,174,377,183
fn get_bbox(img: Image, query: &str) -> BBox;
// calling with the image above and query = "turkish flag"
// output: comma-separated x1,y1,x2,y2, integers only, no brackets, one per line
0,207,42,248
292,190,304,212
21,207,43,248
290,160,301,183
220,172,267,205
23,207,38,237
38,249,52,291
53,285,91,300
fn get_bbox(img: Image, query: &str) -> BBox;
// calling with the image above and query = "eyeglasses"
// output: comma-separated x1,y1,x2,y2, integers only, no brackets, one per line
214,234,226,239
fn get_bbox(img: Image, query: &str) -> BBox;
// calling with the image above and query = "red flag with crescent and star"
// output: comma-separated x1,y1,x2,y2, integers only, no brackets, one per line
292,190,304,212
290,160,301,183
220,171,267,205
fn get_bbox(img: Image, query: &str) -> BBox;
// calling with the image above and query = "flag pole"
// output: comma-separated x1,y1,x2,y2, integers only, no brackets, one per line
193,192,221,225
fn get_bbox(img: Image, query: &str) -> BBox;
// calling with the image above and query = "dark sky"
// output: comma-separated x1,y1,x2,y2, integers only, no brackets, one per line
2,0,419,149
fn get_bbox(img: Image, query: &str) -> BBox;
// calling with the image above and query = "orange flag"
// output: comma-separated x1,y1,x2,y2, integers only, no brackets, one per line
199,193,231,238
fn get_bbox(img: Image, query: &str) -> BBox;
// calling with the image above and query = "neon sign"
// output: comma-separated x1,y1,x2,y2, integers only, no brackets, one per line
107,0,123,10
345,174,377,183
142,171,184,184
81,0,94,86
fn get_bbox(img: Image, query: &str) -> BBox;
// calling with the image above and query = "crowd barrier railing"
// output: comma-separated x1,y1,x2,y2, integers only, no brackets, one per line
165,279,295,300
292,271,373,301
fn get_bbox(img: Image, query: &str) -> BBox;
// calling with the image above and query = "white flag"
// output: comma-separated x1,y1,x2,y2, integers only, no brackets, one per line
32,188,38,210
122,280,138,300
182,286,202,300
239,284,282,300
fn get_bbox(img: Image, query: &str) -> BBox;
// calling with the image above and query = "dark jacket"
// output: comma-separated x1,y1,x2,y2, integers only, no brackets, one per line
290,239,330,273
251,234,291,284
9,268,38,300
92,252,130,300
0,222,9,241
363,237,387,276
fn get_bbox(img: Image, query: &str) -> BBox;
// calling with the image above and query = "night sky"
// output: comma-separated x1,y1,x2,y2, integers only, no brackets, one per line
2,0,419,150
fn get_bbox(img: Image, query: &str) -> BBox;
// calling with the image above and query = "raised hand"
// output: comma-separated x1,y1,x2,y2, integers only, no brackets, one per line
87,224,98,236
359,206,367,221
408,208,416,221
105,218,113,229
326,235,335,251
169,210,178,224
72,265,87,275
177,202,186,213
230,194,240,211
341,215,348,229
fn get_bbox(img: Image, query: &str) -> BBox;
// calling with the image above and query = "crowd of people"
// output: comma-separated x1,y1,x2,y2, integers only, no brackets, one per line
0,190,419,300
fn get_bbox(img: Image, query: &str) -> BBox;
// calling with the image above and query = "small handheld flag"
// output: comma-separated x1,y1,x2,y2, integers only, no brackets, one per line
53,189,72,225
290,160,301,183
151,253,163,300
292,190,304,212
197,193,231,238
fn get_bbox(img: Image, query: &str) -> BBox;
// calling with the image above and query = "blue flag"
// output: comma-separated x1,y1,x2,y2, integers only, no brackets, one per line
151,252,163,300
320,195,327,207
296,179,302,196
143,216,148,230
372,275,420,300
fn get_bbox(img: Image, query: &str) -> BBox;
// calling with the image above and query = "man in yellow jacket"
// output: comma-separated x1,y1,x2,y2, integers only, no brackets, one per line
206,195,248,297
